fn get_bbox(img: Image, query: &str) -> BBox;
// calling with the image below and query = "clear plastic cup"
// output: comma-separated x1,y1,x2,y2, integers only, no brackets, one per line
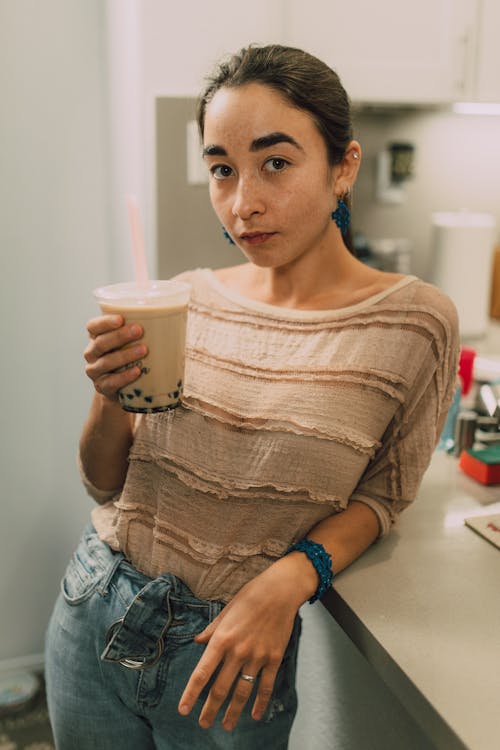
94,280,191,413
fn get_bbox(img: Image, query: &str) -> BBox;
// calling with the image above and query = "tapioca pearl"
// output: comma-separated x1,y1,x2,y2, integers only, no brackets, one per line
134,388,142,396
126,393,134,400
145,396,153,403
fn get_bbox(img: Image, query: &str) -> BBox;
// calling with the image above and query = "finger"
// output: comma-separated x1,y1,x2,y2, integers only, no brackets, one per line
86,314,124,338
93,364,143,400
85,347,147,402
221,666,260,731
193,629,212,644
251,663,280,722
84,323,144,364
197,658,244,729
85,341,147,380
194,614,223,644
178,648,221,719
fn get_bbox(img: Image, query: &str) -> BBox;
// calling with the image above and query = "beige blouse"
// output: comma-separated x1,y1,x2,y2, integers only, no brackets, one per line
85,268,459,603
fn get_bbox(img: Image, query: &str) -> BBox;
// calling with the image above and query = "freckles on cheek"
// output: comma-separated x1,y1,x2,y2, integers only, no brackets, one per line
285,192,316,225
272,189,295,218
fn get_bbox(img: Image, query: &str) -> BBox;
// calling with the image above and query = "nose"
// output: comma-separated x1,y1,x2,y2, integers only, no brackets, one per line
231,176,266,220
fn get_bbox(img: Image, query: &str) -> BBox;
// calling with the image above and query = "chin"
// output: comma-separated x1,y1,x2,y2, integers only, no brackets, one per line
238,248,294,270
246,257,280,269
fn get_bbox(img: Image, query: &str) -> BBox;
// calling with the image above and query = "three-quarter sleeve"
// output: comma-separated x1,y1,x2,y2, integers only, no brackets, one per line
77,453,123,505
349,294,460,536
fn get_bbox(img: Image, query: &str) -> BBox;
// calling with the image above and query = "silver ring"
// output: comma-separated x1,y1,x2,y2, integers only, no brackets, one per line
239,673,256,683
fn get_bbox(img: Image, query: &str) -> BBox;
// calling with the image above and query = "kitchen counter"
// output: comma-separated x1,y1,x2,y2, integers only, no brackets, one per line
322,450,500,750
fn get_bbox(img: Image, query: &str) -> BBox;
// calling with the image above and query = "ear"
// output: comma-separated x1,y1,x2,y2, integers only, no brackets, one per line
333,140,362,198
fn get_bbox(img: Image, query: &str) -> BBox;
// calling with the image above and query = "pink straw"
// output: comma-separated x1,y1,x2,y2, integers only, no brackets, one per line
127,195,149,290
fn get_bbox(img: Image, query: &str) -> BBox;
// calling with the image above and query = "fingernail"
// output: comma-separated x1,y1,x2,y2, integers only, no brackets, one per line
223,721,235,732
179,704,190,715
199,719,210,729
134,344,146,356
130,324,142,337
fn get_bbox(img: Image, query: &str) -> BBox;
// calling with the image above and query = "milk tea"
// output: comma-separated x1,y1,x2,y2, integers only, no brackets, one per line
94,281,191,413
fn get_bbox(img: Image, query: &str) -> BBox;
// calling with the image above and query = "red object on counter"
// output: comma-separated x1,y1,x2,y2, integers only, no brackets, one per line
459,445,500,485
458,347,476,396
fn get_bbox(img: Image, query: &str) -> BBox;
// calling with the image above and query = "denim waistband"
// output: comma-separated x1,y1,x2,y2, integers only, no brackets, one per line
81,523,225,669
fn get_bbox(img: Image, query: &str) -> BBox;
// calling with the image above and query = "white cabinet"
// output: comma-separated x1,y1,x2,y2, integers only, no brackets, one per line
472,0,500,102
285,0,470,104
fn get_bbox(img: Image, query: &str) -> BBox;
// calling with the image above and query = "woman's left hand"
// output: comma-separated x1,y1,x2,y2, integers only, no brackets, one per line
178,557,313,731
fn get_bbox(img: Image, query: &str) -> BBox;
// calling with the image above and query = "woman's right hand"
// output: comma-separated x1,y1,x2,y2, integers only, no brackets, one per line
83,315,148,402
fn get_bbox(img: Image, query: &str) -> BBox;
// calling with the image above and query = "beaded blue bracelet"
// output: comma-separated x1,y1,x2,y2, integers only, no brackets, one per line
286,539,333,604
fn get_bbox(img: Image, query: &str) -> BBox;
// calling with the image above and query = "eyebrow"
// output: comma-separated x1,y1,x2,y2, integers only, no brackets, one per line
202,132,303,157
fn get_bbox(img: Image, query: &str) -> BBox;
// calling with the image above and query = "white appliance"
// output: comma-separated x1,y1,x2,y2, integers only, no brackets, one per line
430,211,496,339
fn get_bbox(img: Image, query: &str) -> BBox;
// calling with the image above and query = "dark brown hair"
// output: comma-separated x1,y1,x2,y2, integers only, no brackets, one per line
196,44,356,251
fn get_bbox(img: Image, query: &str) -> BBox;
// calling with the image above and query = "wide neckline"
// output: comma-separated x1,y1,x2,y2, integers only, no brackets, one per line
200,268,419,320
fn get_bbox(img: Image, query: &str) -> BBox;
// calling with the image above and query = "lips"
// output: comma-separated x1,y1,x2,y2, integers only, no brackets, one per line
240,231,276,245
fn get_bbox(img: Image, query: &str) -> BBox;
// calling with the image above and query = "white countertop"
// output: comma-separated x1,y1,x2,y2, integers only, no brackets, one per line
322,450,500,750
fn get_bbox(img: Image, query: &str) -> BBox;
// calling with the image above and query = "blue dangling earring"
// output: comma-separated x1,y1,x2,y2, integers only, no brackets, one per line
331,197,350,236
222,227,235,245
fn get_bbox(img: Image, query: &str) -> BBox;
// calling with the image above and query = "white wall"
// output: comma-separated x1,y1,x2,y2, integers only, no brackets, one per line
0,0,111,667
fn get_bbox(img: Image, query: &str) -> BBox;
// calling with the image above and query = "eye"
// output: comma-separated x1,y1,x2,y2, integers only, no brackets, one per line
264,157,289,173
210,164,233,180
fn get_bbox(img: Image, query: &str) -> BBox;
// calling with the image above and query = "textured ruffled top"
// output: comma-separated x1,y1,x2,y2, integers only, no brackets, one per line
85,268,459,602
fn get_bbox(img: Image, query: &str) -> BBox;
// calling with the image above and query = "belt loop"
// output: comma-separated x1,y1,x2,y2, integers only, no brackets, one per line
96,553,123,597
209,599,224,621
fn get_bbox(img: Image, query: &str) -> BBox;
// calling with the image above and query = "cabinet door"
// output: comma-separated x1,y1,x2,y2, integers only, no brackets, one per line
474,0,500,102
285,0,465,104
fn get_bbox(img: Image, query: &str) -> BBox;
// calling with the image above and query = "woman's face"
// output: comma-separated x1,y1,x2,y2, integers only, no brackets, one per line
202,82,344,270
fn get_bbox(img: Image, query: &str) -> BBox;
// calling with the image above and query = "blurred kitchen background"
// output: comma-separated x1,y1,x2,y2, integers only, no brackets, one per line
1,1,499,748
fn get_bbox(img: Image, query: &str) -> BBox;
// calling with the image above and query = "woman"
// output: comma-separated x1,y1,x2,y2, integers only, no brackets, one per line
45,44,459,749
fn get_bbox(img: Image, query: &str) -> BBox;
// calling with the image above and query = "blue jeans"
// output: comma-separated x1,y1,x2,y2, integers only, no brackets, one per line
45,524,300,749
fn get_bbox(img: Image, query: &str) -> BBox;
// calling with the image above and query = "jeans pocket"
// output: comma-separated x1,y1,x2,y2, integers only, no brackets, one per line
61,529,104,605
